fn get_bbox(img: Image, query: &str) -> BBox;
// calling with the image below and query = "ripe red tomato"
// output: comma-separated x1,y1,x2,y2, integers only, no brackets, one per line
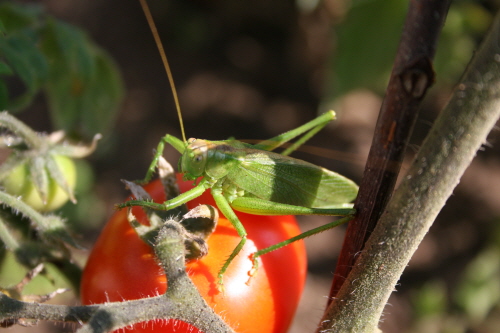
81,176,307,333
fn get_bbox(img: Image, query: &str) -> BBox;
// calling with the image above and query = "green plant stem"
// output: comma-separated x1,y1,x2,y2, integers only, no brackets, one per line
0,190,80,249
78,219,233,332
0,191,48,228
0,112,42,149
0,217,19,251
330,0,450,299
0,293,95,322
318,10,500,332
0,218,234,333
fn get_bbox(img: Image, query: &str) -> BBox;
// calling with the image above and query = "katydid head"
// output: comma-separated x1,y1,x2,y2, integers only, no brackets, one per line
180,138,209,180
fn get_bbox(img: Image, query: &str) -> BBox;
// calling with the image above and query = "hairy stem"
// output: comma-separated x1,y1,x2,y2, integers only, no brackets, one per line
0,112,41,149
318,10,500,332
330,0,451,299
0,218,233,333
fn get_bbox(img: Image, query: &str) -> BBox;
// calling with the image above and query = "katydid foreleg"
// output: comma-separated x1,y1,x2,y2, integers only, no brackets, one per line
142,134,185,184
121,177,211,211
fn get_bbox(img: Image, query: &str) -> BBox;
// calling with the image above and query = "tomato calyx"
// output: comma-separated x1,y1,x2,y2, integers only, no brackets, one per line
127,201,219,261
0,112,101,212
0,112,100,274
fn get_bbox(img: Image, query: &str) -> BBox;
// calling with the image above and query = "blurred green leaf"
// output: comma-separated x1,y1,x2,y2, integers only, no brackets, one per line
0,61,12,75
0,2,124,139
0,19,5,35
0,80,7,108
0,28,48,110
22,262,73,297
412,280,447,319
40,19,124,139
329,0,407,96
433,2,492,87
0,3,46,111
80,49,123,141
455,247,500,323
328,0,492,98
0,251,27,287
0,3,41,32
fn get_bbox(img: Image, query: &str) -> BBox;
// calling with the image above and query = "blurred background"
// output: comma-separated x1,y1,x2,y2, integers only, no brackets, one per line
1,0,500,332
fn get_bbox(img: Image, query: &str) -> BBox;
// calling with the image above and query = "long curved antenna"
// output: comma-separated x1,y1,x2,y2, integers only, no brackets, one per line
139,0,186,143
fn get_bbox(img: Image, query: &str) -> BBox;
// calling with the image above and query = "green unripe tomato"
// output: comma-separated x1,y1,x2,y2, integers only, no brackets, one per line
3,155,77,212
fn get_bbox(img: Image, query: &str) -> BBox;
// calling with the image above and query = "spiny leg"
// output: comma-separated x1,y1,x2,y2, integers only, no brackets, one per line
253,110,335,155
142,134,185,184
250,215,353,277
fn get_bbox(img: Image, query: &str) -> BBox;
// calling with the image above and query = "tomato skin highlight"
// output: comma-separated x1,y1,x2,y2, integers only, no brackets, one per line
81,176,306,333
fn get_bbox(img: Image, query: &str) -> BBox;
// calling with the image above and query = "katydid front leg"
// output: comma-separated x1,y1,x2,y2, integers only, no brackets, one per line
142,134,185,184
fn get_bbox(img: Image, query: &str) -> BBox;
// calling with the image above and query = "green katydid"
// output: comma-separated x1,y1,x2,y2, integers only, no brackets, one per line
118,112,358,285
120,0,358,287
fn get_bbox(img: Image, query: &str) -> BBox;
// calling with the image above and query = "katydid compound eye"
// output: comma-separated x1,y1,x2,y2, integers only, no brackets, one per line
194,154,203,163
182,140,208,177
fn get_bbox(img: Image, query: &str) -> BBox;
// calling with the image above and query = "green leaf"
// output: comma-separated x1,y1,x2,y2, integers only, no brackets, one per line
41,20,123,139
412,280,447,319
0,19,6,35
0,32,48,111
0,3,42,33
0,61,13,75
0,3,49,112
433,2,492,86
328,0,407,96
79,49,123,137
455,247,500,322
0,2,123,137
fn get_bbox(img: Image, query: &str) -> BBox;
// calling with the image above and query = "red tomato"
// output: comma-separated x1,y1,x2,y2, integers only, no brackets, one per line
81,176,307,333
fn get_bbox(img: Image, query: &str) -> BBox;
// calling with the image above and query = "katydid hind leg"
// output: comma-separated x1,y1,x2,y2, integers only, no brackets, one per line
250,215,353,275
253,111,335,154
231,197,355,216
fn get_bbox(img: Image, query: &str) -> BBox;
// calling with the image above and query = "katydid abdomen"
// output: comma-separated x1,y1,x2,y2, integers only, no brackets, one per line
225,148,357,209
